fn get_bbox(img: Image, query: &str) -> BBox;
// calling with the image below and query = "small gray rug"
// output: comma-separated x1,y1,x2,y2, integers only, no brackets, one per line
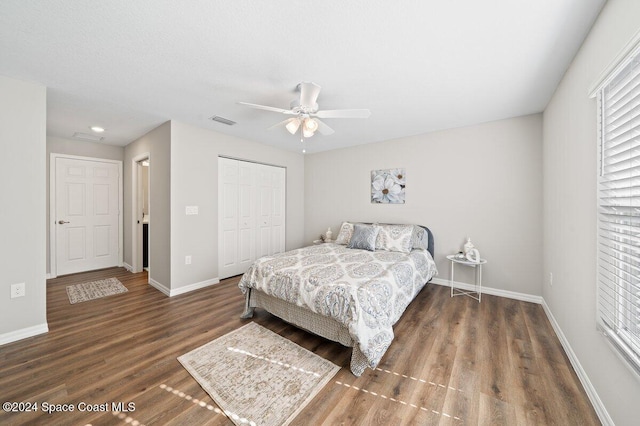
178,322,340,426
66,277,128,304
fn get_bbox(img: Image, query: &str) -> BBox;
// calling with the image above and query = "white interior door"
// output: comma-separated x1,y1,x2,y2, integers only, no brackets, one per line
256,164,273,259
270,166,285,255
237,161,256,270
55,157,120,276
219,158,240,278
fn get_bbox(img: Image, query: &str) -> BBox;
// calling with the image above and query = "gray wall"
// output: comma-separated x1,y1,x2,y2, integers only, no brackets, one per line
304,114,543,295
169,121,305,291
543,1,640,425
46,136,124,275
0,75,47,338
124,122,172,287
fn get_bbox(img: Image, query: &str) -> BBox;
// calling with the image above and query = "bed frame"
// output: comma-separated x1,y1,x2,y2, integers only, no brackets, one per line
241,225,434,376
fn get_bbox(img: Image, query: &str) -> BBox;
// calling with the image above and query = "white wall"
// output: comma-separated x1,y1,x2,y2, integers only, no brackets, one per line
0,75,47,341
543,1,640,425
46,136,124,275
169,121,305,291
305,114,543,295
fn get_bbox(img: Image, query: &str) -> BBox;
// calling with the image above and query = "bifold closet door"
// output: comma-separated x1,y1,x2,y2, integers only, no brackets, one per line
218,158,285,279
255,163,285,258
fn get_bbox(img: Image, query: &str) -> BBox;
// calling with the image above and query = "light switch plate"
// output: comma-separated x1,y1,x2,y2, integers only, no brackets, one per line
185,206,198,215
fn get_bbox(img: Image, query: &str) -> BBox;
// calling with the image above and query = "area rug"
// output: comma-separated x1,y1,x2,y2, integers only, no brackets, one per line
178,322,340,426
66,277,128,304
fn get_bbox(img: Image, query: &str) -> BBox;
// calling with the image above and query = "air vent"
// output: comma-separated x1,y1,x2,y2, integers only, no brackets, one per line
209,115,236,126
73,132,104,141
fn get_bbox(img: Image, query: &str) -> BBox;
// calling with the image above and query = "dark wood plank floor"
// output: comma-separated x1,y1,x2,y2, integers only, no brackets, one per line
0,267,600,425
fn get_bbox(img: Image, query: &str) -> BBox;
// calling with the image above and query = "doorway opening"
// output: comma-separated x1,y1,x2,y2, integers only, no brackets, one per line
132,153,150,273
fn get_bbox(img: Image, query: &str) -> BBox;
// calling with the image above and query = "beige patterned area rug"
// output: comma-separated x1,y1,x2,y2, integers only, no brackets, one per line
178,322,340,426
66,277,128,304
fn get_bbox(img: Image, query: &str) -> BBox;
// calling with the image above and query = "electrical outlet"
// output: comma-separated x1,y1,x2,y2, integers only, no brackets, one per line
11,283,25,299
185,255,192,265
549,272,553,287
185,206,199,215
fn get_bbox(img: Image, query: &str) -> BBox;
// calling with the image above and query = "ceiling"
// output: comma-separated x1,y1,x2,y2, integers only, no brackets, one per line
0,0,606,154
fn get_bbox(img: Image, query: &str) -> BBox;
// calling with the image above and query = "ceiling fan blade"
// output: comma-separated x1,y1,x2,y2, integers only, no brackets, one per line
267,118,293,130
238,102,294,114
299,82,321,109
316,119,335,136
314,109,371,118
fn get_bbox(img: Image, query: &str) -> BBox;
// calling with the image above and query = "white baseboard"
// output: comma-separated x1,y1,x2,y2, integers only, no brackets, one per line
0,323,49,346
169,278,219,297
148,278,170,296
540,300,613,426
430,278,543,304
123,262,133,272
148,277,219,297
46,273,53,279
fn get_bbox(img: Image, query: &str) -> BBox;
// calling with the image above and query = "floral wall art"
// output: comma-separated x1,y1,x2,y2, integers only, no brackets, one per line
371,168,405,204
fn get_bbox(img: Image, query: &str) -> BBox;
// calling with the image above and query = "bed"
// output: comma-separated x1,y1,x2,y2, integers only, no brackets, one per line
238,223,437,376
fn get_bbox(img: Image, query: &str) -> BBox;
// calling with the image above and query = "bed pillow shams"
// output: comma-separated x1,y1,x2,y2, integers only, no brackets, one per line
347,224,381,251
335,222,354,245
411,225,430,251
375,224,413,253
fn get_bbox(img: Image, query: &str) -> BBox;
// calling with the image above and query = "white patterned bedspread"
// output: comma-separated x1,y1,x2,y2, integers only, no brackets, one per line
238,243,438,370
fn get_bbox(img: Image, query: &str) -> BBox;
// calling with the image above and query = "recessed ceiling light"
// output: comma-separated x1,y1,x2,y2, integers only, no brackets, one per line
90,126,105,133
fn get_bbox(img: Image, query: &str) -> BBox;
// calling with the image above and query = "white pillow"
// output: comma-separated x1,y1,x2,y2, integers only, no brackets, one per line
411,225,430,251
376,224,414,253
334,222,355,245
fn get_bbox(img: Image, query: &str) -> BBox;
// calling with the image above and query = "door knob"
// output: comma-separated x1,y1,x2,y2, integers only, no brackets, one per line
58,220,70,224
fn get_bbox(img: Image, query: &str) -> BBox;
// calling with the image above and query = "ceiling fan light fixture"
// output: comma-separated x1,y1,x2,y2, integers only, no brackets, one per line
285,118,301,134
303,118,318,134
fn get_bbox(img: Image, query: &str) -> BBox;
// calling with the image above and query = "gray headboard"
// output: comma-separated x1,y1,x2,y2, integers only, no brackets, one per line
417,225,435,258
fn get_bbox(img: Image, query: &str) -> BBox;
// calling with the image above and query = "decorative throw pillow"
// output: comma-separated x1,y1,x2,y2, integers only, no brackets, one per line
411,225,430,251
347,224,381,251
376,224,413,253
335,222,355,245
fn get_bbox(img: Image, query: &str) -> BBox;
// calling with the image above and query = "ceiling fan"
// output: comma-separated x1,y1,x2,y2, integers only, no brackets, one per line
238,82,371,139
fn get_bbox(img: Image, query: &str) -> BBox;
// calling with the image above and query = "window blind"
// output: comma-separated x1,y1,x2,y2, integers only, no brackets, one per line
597,49,640,375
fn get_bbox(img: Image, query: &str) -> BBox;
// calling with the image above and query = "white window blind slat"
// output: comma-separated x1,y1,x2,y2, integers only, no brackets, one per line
597,47,640,376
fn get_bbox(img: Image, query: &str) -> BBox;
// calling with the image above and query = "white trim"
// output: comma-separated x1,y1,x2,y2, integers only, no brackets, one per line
588,27,640,97
148,278,170,296
430,278,543,304
0,323,49,346
46,273,53,279
169,278,219,297
49,153,123,277
123,262,133,272
147,277,219,297
541,300,614,426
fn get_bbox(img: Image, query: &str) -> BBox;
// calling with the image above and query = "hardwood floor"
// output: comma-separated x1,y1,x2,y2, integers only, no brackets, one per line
0,268,599,425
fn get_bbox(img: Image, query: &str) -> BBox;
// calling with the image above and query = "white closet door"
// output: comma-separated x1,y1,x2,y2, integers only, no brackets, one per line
219,158,285,279
270,166,286,255
237,161,256,270
256,163,273,259
219,158,240,278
